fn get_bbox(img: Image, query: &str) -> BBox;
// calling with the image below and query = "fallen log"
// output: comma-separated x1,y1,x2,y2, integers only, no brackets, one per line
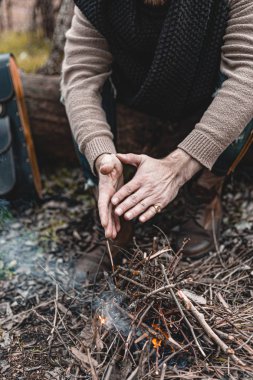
21,72,76,165
21,72,253,169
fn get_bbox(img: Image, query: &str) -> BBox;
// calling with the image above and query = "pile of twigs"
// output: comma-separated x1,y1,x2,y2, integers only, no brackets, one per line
80,238,253,379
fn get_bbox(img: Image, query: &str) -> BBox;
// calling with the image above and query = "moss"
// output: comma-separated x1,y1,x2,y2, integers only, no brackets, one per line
0,31,51,73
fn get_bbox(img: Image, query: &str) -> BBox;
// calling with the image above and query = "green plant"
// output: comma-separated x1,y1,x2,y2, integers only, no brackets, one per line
0,31,51,73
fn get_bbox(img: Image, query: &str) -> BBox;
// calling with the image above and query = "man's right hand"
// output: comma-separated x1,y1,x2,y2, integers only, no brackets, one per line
95,153,124,239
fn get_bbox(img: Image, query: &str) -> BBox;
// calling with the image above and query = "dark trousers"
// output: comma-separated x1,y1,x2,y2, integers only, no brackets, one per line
77,74,253,182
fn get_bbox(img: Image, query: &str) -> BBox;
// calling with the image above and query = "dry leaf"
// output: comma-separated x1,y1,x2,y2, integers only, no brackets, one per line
95,331,104,351
80,318,95,348
71,347,98,368
181,289,206,305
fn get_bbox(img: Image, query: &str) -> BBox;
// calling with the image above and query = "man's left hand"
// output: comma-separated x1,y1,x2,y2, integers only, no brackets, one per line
111,149,202,223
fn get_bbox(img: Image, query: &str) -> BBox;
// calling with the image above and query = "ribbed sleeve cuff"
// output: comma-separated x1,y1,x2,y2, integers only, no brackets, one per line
83,136,117,174
178,130,224,170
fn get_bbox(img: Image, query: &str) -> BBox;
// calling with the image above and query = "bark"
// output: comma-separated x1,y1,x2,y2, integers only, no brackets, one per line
21,72,253,169
21,72,76,165
37,0,74,75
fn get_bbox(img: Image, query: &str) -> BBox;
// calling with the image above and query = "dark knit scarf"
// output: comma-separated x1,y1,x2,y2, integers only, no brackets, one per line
74,0,229,120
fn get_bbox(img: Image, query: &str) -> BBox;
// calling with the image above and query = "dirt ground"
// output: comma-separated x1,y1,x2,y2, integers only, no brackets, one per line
0,167,252,379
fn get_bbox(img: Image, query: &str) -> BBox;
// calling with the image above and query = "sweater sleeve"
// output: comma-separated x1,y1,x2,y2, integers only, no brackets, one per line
61,6,116,173
179,0,253,170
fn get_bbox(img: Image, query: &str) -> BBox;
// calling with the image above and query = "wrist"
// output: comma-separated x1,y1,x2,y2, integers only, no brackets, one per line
164,148,202,183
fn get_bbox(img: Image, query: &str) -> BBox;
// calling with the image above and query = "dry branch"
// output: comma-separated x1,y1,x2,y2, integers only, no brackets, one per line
177,290,246,367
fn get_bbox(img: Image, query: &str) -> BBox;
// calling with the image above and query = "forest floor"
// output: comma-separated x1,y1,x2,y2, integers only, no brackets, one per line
0,167,253,380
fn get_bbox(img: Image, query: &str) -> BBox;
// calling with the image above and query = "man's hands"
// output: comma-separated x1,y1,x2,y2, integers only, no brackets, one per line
96,149,202,239
111,149,202,223
95,153,123,239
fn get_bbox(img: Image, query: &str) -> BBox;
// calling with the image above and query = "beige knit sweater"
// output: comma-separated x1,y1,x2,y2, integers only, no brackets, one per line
61,1,253,172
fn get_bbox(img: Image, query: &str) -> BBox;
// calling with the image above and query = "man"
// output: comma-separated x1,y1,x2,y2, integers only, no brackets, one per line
61,0,253,277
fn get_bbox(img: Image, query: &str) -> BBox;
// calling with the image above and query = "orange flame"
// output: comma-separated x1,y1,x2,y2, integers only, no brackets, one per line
152,323,169,340
98,315,106,325
152,338,162,349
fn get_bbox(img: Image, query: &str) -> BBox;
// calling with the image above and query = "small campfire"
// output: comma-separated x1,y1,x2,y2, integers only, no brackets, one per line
75,237,251,379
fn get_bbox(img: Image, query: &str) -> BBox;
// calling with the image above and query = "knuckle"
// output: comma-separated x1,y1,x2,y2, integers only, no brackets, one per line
130,194,138,203
140,201,146,209
126,185,132,195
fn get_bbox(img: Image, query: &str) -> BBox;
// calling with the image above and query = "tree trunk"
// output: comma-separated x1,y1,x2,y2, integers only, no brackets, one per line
0,0,3,30
21,72,253,169
6,0,12,29
32,0,55,38
37,0,74,75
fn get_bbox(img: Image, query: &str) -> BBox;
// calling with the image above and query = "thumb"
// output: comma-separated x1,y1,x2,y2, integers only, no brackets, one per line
100,161,115,175
116,153,142,167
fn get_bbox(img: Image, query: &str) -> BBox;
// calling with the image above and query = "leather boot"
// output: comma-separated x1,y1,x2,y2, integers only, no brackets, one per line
172,169,224,259
74,190,134,282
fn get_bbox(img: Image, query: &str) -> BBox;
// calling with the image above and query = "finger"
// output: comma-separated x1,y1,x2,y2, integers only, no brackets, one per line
105,206,114,238
114,214,121,233
112,221,117,240
106,204,118,239
111,180,140,209
98,192,110,227
113,189,146,217
116,153,142,167
124,197,155,220
100,162,115,175
139,205,159,223
110,207,117,240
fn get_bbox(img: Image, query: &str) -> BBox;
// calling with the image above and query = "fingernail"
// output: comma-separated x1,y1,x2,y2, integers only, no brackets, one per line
112,197,119,205
115,207,122,216
140,216,145,222
125,212,132,220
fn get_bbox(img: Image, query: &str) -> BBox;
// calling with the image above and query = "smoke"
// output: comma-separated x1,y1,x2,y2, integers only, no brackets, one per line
95,290,132,337
0,198,77,290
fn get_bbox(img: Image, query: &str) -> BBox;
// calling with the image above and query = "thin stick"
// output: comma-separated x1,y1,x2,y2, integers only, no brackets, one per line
134,333,149,344
104,358,115,380
118,274,150,290
126,366,139,380
48,284,59,348
143,284,176,299
217,292,232,314
136,301,154,329
177,290,246,366
160,363,167,380
161,264,206,358
87,348,98,380
106,239,114,273
149,247,172,261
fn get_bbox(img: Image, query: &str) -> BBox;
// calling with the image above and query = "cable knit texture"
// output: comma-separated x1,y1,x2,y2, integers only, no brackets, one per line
61,0,253,172
73,0,228,119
